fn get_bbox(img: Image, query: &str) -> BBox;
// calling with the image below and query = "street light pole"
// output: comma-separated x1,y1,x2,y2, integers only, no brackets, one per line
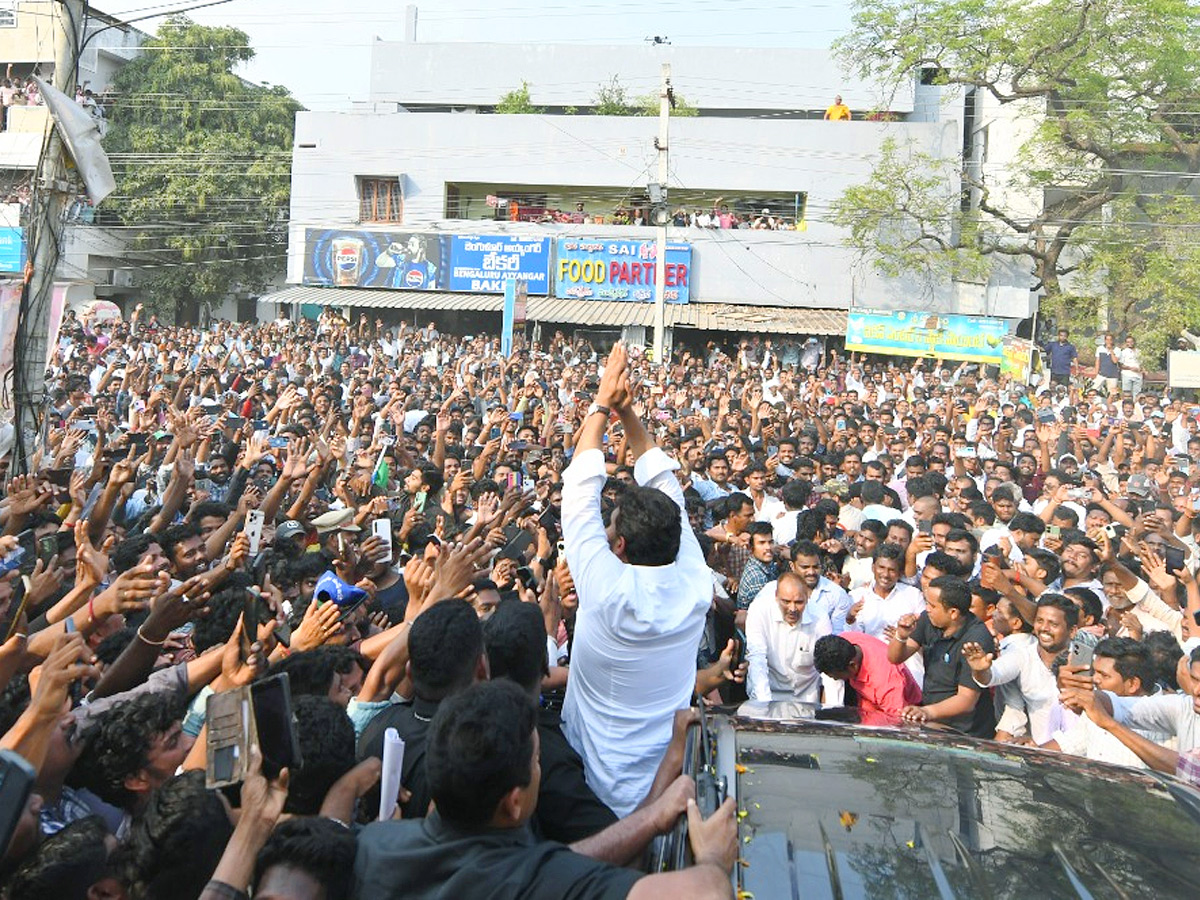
14,0,84,470
652,62,671,365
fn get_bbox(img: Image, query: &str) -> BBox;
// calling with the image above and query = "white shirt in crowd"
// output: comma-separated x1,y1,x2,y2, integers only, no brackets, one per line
745,587,832,703
974,635,1058,744
560,446,712,817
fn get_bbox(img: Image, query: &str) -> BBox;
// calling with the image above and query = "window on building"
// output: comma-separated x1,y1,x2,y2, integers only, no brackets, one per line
358,177,403,223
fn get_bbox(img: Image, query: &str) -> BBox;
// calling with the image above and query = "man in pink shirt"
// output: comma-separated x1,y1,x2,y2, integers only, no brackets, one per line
814,632,921,715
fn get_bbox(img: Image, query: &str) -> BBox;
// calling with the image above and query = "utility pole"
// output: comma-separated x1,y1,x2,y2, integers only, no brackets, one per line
651,62,671,365
15,0,84,469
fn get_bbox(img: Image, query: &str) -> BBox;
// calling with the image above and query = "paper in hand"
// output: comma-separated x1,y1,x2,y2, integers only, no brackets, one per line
379,727,406,821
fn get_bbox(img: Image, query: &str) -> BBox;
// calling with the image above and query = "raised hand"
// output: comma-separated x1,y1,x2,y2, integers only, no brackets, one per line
960,642,993,672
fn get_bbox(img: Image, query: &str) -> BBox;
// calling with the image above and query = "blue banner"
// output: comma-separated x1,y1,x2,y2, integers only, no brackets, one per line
303,229,449,290
0,228,25,274
844,309,1010,364
554,237,691,304
449,235,550,295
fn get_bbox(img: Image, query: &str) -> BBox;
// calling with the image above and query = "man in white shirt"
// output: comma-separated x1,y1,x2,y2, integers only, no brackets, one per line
845,544,926,641
561,343,712,816
962,594,1078,744
1047,637,1169,767
745,572,830,703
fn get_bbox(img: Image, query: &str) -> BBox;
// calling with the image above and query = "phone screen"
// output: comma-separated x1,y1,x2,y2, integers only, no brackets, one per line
251,675,302,779
241,593,261,661
413,491,427,513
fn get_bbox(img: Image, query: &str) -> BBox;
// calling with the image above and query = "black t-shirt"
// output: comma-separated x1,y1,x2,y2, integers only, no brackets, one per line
358,697,438,820
354,813,642,900
910,611,997,738
534,708,618,843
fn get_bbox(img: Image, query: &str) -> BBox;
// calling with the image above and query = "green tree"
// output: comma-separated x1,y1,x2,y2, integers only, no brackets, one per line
105,15,301,321
495,81,544,114
833,0,1200,357
634,90,699,117
592,76,632,115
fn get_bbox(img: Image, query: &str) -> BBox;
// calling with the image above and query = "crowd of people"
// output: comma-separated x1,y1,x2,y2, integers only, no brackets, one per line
516,200,799,230
0,308,1198,898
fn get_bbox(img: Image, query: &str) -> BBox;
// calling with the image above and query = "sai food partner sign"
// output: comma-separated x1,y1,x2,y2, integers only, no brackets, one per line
845,309,1009,365
554,237,692,304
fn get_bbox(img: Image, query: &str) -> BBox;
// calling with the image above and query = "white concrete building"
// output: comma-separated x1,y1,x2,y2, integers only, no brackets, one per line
269,30,1037,347
0,3,150,313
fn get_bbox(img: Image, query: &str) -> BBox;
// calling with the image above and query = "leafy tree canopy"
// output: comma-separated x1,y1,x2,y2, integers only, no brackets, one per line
105,15,301,320
495,81,544,114
833,0,1200,358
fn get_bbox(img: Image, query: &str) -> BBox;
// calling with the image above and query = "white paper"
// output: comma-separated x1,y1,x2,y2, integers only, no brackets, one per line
379,727,406,821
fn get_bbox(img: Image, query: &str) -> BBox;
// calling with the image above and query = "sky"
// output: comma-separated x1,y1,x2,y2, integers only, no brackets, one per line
97,0,857,109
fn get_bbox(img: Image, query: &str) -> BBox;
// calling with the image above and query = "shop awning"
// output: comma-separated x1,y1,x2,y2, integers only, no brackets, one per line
259,286,847,336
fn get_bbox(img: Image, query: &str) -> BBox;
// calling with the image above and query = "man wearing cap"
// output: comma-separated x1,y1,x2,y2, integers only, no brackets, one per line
313,508,361,560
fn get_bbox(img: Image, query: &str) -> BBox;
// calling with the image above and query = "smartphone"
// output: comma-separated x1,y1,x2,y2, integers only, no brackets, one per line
14,530,36,576
1068,632,1099,671
413,491,427,514
244,509,265,558
2,579,31,642
241,592,262,661
128,433,149,452
372,518,393,557
489,426,502,440
1047,524,1062,539
0,750,37,856
918,520,933,535
36,534,59,567
226,415,245,429
1037,410,1056,424
508,412,523,422
267,437,289,449
1164,545,1186,574
251,674,304,780
46,468,72,487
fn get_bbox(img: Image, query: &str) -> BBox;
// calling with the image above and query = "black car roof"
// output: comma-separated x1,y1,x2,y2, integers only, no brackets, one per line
726,716,1200,900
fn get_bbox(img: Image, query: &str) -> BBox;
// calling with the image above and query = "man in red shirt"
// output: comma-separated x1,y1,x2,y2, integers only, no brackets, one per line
814,632,921,716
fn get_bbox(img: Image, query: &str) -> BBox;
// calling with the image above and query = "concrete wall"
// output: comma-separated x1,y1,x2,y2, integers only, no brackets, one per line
367,42,915,114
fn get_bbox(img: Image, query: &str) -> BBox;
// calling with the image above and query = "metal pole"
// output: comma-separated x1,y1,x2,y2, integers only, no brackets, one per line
652,62,671,365
15,0,84,469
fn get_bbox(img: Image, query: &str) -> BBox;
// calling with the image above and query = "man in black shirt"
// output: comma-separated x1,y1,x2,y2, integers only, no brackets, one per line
353,680,738,900
358,599,486,818
886,575,997,738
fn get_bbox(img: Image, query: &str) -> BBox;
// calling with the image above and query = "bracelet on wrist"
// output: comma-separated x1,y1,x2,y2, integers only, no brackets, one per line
136,627,166,647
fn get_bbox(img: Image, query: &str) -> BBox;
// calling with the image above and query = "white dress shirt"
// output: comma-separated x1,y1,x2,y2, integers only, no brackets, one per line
561,446,712,816
846,581,926,639
847,580,927,683
745,590,831,703
974,636,1058,744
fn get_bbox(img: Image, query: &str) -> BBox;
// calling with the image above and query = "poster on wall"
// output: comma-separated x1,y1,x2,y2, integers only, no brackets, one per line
554,237,691,303
0,227,25,274
303,229,449,290
449,235,550,294
1000,335,1037,383
844,309,1009,364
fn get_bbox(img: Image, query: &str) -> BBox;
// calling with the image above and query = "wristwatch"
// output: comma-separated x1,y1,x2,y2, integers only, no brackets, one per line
586,403,611,419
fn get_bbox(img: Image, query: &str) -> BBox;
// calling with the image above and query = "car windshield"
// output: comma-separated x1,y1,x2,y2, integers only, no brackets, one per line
736,728,1200,900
